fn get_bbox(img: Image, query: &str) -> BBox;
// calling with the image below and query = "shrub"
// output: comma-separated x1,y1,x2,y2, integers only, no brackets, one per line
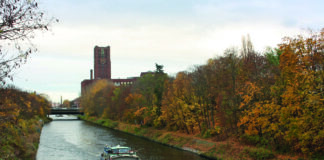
243,147,275,160
102,119,119,128
161,133,172,144
96,119,105,124
240,134,269,147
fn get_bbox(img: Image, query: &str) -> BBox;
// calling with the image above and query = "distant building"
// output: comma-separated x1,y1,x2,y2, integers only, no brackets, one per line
51,102,61,108
140,71,154,77
81,46,147,95
94,46,111,79
71,97,80,108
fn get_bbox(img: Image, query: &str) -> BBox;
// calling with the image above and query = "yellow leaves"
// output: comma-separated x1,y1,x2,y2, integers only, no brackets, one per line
0,98,20,122
25,101,31,109
238,29,324,155
239,82,261,109
238,116,249,127
0,86,51,150
188,104,196,111
90,79,110,95
245,124,258,135
159,71,203,133
134,107,147,117
62,100,70,108
270,123,278,132
80,79,116,117
125,93,144,107
239,101,282,137
39,107,44,117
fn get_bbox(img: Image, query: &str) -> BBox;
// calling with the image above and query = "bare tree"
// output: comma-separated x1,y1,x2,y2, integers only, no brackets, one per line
0,0,57,85
241,34,254,59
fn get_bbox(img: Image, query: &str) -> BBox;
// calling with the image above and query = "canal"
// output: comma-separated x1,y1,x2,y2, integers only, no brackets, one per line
36,115,209,160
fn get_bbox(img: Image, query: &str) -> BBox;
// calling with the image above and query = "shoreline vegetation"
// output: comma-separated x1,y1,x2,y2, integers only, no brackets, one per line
0,117,42,160
79,115,303,160
0,87,52,160
80,30,323,160
0,116,51,160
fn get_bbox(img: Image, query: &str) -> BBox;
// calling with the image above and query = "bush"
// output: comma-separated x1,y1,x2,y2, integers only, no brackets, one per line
240,134,269,147
111,121,119,128
243,147,275,160
101,119,119,128
202,128,221,138
96,119,105,124
89,116,96,121
203,129,212,138
152,132,163,140
133,127,148,136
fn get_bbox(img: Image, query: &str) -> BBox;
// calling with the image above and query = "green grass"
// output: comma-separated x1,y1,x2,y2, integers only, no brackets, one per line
89,118,119,129
96,119,105,124
161,133,172,144
123,125,130,132
174,136,190,148
202,146,223,160
152,132,163,140
133,127,148,136
243,147,275,160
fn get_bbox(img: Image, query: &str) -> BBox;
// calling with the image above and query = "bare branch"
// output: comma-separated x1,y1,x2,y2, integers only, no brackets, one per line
0,0,57,85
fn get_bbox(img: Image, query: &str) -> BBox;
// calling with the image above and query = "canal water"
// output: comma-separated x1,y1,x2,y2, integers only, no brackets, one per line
36,115,208,160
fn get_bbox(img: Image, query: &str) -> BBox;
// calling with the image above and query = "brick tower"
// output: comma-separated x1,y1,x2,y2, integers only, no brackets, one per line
94,46,111,79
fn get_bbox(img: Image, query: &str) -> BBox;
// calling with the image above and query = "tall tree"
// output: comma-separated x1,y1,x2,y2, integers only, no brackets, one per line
154,63,167,116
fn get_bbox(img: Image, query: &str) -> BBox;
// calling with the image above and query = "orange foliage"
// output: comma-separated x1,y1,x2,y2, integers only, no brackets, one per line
238,29,324,155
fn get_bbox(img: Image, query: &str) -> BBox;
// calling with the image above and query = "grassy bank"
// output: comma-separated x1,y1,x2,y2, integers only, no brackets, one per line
79,115,304,160
0,117,51,160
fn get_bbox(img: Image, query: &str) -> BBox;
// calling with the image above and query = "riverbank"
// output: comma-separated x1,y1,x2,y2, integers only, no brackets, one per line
0,117,51,160
79,115,302,160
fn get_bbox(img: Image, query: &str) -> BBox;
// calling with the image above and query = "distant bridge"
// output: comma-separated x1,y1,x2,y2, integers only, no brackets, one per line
49,108,84,115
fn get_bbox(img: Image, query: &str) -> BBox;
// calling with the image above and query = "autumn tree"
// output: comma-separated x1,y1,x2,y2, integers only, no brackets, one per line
190,65,211,131
130,64,168,126
62,99,70,108
238,29,324,155
81,80,115,117
108,85,131,120
132,73,155,107
0,0,57,85
193,48,240,134
161,72,194,133
124,93,146,123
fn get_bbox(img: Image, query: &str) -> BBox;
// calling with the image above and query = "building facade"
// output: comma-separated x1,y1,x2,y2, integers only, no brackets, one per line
94,46,111,79
81,45,140,95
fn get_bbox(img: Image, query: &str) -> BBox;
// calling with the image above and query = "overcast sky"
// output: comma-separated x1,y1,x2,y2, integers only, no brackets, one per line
9,0,324,102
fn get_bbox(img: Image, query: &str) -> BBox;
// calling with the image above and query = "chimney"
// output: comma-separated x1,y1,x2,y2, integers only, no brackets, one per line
90,69,93,80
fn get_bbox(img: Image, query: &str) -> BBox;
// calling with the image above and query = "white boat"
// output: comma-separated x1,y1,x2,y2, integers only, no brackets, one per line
101,145,140,160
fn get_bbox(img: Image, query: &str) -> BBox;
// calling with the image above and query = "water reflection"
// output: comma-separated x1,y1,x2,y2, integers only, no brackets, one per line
36,115,208,160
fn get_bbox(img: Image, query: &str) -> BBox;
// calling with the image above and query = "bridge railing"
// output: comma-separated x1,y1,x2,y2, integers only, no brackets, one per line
49,108,84,115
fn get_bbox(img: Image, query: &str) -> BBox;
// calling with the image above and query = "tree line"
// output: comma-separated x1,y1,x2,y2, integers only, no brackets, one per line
81,29,324,156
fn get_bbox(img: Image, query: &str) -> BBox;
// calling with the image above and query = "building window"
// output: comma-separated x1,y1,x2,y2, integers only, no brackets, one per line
100,48,105,57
